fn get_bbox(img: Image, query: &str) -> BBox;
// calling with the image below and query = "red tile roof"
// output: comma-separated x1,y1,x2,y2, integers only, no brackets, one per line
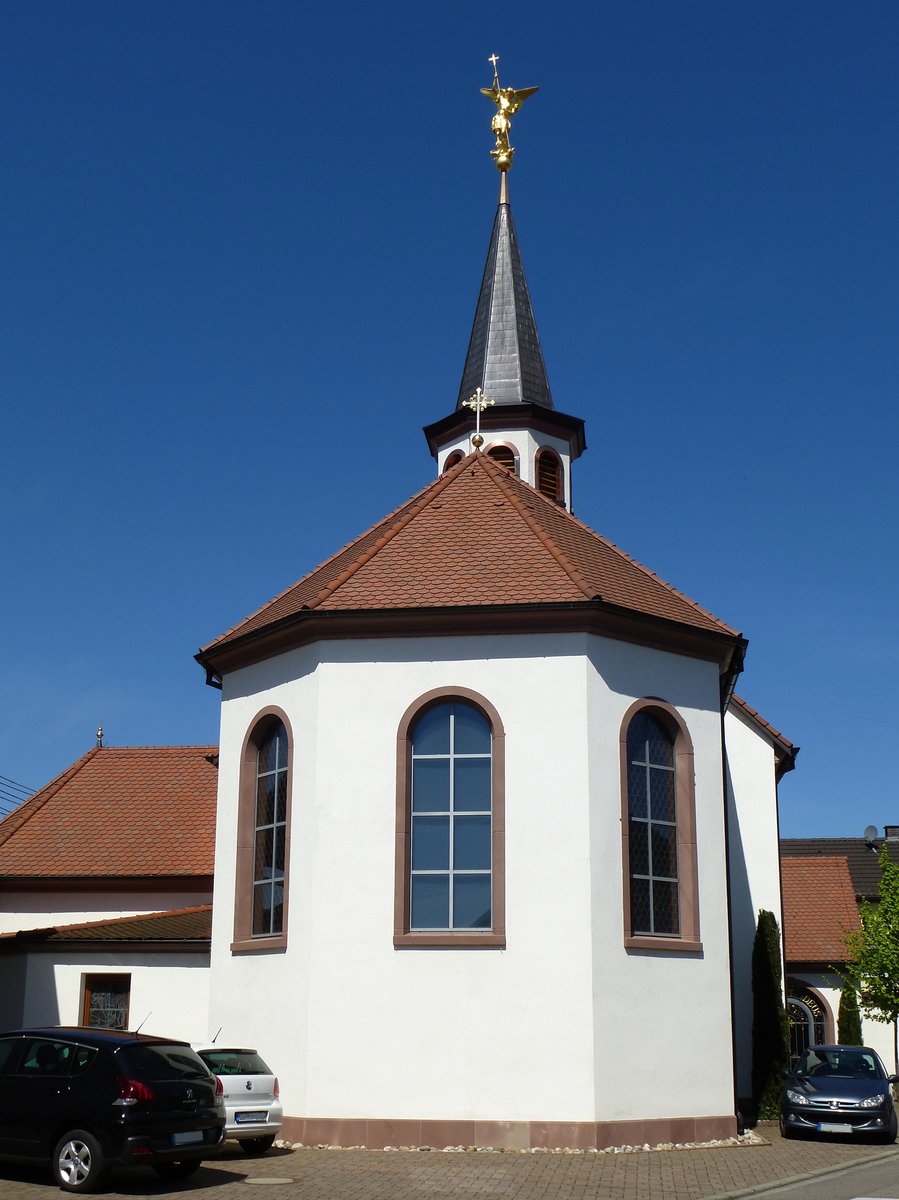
0,905,212,945
202,453,739,658
781,856,860,964
0,747,218,880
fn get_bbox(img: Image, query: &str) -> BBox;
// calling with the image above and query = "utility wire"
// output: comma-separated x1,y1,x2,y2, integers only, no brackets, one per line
0,774,36,818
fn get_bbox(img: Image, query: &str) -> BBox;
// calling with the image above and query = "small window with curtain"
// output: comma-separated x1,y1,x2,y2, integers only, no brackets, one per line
82,973,130,1029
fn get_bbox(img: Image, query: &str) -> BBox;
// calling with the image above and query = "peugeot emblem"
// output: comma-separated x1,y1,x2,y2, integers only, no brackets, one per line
246,1080,253,1091
186,1088,194,1100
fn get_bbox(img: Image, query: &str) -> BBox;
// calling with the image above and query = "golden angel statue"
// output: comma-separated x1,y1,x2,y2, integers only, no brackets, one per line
481,55,538,171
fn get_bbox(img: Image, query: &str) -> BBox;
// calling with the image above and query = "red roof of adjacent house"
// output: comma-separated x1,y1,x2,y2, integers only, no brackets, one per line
781,856,860,964
0,905,212,945
0,747,218,880
202,452,739,659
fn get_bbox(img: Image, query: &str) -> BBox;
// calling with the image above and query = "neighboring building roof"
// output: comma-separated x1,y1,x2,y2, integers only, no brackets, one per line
0,905,212,951
781,837,899,901
730,694,799,779
781,856,860,964
0,746,218,881
456,194,552,410
198,452,745,680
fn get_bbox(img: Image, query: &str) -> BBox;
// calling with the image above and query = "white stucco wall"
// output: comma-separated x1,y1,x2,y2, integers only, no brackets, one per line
12,951,211,1041
0,890,211,935
208,631,738,1129
724,704,785,1101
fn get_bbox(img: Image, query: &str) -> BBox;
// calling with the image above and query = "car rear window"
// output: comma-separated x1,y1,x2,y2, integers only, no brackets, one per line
199,1049,272,1075
116,1044,211,1081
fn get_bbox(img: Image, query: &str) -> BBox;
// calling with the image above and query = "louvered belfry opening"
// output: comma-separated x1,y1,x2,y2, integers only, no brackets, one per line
443,450,465,473
486,445,516,473
536,449,562,502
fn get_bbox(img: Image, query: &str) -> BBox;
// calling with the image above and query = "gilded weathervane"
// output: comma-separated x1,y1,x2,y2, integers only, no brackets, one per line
481,53,538,172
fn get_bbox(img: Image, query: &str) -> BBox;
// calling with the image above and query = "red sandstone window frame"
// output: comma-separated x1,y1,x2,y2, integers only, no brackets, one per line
231,706,293,954
619,698,701,953
394,687,506,949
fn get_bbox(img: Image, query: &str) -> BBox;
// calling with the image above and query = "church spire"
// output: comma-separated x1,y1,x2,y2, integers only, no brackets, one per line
423,58,586,510
456,58,551,411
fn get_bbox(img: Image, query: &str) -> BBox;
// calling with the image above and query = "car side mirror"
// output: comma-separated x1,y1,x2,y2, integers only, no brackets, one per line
889,1074,899,1085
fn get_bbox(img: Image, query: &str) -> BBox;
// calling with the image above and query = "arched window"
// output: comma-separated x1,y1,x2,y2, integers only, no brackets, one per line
535,448,563,503
787,984,831,1057
485,444,518,474
619,700,700,952
232,710,293,952
395,688,505,948
443,450,465,472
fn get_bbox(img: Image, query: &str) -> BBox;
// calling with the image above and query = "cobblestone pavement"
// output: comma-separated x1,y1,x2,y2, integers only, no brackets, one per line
2,1126,898,1200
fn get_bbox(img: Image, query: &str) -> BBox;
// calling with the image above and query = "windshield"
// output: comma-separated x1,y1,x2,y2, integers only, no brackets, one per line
116,1044,211,1081
793,1048,885,1081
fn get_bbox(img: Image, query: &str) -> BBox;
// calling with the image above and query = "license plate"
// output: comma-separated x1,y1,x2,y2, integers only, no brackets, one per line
172,1130,203,1146
235,1111,267,1123
817,1122,853,1134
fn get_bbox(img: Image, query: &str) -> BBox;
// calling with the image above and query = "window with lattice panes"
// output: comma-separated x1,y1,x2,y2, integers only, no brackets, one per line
626,711,679,936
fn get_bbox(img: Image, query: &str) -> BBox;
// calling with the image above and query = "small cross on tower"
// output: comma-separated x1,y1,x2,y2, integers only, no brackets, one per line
462,386,495,449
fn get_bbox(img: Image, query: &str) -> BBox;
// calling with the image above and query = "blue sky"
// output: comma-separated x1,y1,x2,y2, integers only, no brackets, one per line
2,2,897,837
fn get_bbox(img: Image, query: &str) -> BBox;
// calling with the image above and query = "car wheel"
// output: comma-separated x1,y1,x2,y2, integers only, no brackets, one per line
52,1130,106,1194
778,1114,795,1140
239,1135,276,1156
153,1160,203,1180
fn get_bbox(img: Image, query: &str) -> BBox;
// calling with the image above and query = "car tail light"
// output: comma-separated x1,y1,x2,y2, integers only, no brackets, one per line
215,1075,224,1097
273,1077,280,1098
114,1076,156,1105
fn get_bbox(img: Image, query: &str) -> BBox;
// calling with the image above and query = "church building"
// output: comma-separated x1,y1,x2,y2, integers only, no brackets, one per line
194,65,795,1149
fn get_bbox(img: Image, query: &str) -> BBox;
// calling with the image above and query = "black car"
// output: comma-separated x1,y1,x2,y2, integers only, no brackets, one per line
780,1044,899,1141
0,1027,225,1192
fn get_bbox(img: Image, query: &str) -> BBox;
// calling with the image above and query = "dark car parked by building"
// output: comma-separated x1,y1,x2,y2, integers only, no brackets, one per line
780,1044,898,1141
0,1027,225,1192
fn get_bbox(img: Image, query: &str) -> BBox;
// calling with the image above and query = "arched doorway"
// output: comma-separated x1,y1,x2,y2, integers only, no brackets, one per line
787,983,830,1057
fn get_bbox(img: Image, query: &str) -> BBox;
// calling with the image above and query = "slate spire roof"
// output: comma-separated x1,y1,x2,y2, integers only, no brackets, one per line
198,453,744,682
456,189,552,410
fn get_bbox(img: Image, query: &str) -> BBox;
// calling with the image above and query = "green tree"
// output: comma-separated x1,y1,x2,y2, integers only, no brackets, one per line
843,849,899,1076
752,908,790,1119
837,986,863,1045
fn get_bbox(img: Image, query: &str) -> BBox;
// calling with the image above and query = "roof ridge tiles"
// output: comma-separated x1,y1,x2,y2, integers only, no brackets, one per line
478,454,738,636
483,458,599,600
730,695,795,748
306,459,468,610
200,458,473,649
0,746,100,849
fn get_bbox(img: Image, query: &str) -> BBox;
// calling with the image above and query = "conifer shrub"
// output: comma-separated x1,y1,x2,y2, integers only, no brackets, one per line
837,986,863,1045
751,908,790,1119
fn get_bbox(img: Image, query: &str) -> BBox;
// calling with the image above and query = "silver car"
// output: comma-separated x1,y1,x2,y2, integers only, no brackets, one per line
192,1045,282,1155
